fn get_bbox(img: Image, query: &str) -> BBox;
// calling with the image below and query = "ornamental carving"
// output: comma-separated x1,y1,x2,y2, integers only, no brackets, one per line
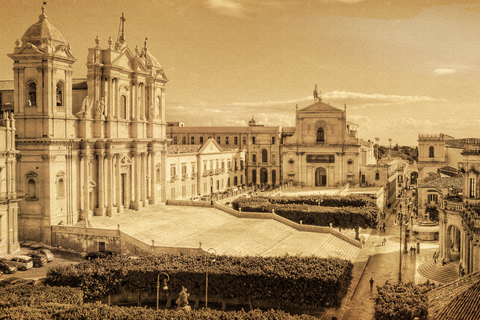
315,120,327,129
41,154,56,161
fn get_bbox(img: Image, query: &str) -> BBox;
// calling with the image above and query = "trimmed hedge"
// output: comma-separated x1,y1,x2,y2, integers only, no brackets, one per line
0,283,83,308
46,253,353,309
232,196,379,230
375,281,436,320
1,305,319,320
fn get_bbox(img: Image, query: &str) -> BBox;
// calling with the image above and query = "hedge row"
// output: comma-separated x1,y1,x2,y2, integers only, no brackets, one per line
233,197,379,230
0,283,83,308
374,281,436,320
46,253,353,309
1,304,318,320
232,195,377,210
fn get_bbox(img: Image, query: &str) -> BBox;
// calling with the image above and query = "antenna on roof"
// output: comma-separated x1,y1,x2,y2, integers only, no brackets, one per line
117,13,126,43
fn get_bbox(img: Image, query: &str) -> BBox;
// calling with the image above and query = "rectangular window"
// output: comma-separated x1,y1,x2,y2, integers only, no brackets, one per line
170,166,176,177
226,137,229,145
272,137,276,144
204,182,207,194
234,137,238,145
182,164,187,175
217,137,221,144
252,137,256,144
210,160,213,169
428,194,438,203
191,136,195,144
252,154,256,163
203,161,207,170
173,136,178,144
200,136,204,144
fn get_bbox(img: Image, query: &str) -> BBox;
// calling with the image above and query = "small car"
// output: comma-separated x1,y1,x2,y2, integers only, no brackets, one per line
0,259,17,274
0,277,37,287
31,248,54,262
26,253,48,268
86,251,116,260
10,255,33,271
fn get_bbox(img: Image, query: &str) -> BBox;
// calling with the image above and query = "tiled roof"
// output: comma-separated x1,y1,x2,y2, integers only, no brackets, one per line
170,126,249,134
428,272,480,320
167,145,202,154
0,81,14,90
418,176,463,189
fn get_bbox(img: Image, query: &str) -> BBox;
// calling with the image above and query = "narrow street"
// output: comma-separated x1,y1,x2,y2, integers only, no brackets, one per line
342,192,419,320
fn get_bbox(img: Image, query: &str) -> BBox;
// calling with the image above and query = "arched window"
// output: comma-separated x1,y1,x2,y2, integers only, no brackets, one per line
27,179,37,199
156,167,161,184
347,160,353,173
375,172,380,180
57,178,65,199
120,95,127,119
262,149,268,163
56,82,64,106
27,81,37,106
429,146,434,158
316,127,325,143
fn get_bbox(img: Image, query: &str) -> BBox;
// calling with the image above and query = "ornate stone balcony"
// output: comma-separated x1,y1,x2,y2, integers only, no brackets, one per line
191,172,197,179
182,173,189,181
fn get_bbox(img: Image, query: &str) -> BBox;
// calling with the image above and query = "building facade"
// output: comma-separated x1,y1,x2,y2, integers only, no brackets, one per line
167,120,281,186
166,139,245,200
8,5,168,243
0,112,21,254
281,90,375,187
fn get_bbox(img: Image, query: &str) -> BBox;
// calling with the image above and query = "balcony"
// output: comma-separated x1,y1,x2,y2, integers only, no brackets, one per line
444,200,464,212
215,168,224,175
202,170,210,177
170,175,178,182
182,173,189,181
191,172,197,179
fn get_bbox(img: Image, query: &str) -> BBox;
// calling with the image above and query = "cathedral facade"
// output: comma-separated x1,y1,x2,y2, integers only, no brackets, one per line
9,5,168,243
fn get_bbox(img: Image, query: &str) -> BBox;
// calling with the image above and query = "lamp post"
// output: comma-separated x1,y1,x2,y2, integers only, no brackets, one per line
205,247,217,308
388,138,392,157
398,196,409,282
156,272,169,310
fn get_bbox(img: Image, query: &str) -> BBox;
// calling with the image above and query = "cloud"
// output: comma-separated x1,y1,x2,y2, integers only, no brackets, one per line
433,68,456,75
206,0,245,17
206,108,222,113
323,90,448,103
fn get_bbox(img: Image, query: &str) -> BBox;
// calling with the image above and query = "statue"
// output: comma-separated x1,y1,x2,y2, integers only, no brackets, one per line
77,96,90,116
175,286,191,311
97,97,105,116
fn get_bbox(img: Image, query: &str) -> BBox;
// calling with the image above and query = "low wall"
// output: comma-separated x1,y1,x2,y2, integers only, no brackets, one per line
51,225,205,256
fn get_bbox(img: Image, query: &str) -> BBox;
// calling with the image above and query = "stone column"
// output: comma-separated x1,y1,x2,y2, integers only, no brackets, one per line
141,152,147,207
95,152,105,216
149,151,156,204
83,154,91,219
132,151,140,210
116,154,122,213
106,154,114,217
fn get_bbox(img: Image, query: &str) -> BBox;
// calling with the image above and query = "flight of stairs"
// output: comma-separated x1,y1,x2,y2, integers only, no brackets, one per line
418,261,459,283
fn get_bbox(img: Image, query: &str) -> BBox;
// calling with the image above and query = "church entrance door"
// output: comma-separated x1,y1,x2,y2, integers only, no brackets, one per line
260,168,268,184
315,167,327,187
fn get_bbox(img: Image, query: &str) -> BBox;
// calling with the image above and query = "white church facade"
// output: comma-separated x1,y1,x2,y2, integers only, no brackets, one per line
8,5,168,243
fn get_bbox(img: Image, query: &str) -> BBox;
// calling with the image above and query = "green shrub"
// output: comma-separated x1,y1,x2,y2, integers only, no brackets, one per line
0,283,83,308
1,304,319,319
374,281,436,320
46,254,352,309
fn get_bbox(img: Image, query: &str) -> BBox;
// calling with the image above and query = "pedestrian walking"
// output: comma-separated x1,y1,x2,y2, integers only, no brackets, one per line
433,252,437,263
383,238,386,246
369,277,374,291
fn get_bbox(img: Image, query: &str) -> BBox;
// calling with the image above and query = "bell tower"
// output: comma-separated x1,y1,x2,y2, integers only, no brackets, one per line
8,2,76,139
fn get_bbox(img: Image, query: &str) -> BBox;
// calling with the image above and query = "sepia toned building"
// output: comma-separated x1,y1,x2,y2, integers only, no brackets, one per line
166,139,245,200
281,88,376,188
7,5,168,243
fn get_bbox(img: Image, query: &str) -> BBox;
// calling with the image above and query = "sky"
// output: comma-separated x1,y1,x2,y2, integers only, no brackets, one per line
2,0,480,146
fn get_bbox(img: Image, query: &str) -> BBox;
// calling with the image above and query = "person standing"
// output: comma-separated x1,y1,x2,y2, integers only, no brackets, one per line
433,252,437,263
369,278,374,291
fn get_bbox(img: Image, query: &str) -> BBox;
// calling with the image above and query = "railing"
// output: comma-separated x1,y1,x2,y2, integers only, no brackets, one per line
215,168,223,174
444,200,463,212
202,170,210,177
170,175,178,182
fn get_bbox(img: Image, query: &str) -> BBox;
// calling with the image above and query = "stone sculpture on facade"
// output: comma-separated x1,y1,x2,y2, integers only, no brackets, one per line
96,97,105,117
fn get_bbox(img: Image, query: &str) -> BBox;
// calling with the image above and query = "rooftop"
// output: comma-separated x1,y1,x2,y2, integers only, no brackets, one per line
418,176,463,190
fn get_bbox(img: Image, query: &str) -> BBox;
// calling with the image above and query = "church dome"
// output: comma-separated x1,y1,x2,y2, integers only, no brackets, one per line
21,5,66,48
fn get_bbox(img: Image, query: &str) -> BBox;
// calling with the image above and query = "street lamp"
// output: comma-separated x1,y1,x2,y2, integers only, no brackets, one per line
205,248,217,308
398,196,409,282
156,272,169,310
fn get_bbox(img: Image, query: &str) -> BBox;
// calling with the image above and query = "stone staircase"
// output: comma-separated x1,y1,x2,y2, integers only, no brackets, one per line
91,204,361,261
418,260,459,283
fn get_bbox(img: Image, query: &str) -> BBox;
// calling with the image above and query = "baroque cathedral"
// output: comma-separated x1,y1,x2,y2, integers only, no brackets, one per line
9,4,168,243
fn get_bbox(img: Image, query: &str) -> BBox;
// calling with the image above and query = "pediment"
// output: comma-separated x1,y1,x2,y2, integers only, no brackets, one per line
56,171,66,177
111,47,135,71
17,42,44,55
53,44,76,60
198,139,222,154
26,171,38,178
